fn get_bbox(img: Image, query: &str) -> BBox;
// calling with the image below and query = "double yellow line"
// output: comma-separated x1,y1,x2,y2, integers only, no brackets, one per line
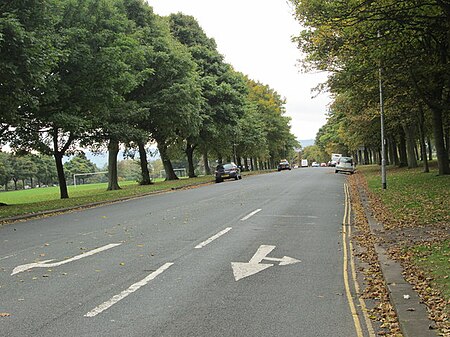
342,183,376,337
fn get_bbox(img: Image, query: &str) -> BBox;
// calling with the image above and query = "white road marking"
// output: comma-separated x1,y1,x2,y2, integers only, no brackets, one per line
259,215,318,219
240,209,262,221
195,227,232,249
84,262,173,317
249,245,276,263
11,243,122,275
0,254,15,261
231,245,301,281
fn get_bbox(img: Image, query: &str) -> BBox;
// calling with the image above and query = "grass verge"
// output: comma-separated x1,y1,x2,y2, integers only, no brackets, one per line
359,163,449,227
359,162,449,323
0,176,214,220
410,240,450,301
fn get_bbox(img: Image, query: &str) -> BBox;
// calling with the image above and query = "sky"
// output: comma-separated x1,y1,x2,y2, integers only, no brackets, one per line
149,0,331,142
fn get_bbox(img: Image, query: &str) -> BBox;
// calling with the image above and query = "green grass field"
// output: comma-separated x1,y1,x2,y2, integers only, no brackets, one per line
0,176,213,220
411,240,450,300
0,170,270,220
360,163,449,226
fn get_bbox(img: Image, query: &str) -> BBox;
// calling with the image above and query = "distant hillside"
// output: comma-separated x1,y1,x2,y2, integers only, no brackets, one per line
299,139,314,148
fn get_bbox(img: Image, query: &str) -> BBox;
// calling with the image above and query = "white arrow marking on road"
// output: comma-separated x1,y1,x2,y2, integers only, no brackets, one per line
231,245,300,281
263,256,301,266
11,243,122,275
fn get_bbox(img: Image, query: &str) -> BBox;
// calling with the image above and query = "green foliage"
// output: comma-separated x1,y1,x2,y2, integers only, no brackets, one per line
0,152,13,188
302,145,328,163
64,153,97,173
290,0,450,174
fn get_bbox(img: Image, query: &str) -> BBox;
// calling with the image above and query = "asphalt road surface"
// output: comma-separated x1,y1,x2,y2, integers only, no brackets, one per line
0,167,373,337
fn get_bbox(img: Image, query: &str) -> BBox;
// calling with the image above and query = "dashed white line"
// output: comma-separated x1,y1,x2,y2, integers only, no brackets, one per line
84,262,174,317
240,209,262,221
195,227,232,249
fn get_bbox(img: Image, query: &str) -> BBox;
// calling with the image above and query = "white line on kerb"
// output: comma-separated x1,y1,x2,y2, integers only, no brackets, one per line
84,262,173,318
240,209,262,221
195,227,232,249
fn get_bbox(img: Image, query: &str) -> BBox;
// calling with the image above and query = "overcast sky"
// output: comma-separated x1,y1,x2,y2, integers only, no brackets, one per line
149,0,331,142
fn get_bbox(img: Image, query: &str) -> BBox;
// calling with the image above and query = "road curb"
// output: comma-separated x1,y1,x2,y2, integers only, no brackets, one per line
357,188,438,337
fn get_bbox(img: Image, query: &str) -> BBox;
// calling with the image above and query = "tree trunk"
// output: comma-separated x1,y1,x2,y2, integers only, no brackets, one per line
418,106,429,173
203,151,211,175
392,138,400,166
185,141,197,178
52,127,74,199
54,152,69,198
157,142,178,180
138,141,152,185
427,137,433,161
107,138,121,190
13,178,18,191
403,124,418,168
363,148,369,165
236,155,242,168
430,106,450,174
398,128,408,167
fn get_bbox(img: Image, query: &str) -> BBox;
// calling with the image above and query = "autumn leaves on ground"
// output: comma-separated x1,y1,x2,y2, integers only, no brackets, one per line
349,164,449,336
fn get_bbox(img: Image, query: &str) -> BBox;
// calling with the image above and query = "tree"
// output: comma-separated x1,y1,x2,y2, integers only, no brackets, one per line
290,0,450,174
0,152,13,191
0,0,59,139
33,154,58,187
124,8,202,181
64,153,98,185
246,79,297,168
167,13,247,177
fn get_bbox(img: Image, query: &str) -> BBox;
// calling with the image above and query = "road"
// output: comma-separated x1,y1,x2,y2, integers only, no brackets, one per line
0,167,374,337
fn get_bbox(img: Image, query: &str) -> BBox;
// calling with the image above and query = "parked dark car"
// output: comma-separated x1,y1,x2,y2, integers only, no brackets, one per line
215,163,242,183
277,160,291,171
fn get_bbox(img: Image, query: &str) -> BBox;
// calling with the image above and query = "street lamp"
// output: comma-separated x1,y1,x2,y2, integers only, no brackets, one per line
378,31,387,189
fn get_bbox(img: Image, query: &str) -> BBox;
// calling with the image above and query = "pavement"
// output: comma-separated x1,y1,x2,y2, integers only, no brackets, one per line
357,188,438,337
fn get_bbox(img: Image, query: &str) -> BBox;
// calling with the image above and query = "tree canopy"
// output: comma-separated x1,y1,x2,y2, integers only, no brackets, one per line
1,0,299,199
290,0,450,174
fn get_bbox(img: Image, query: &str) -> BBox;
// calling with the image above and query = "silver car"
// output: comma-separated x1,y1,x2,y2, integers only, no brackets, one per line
335,157,355,174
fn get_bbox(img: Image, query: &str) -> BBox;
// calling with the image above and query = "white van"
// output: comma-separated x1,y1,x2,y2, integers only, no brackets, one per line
301,159,308,167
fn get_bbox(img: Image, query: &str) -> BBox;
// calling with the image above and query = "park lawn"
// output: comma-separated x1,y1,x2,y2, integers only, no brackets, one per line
359,163,450,302
410,240,450,301
0,176,213,220
360,163,449,226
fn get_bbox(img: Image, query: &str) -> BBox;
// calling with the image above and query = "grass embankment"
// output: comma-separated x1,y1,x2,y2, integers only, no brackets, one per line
359,164,450,311
0,176,214,220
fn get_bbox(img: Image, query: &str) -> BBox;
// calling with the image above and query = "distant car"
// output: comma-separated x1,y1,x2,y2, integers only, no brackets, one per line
215,162,242,183
335,157,355,174
311,162,320,167
320,163,327,167
277,160,291,171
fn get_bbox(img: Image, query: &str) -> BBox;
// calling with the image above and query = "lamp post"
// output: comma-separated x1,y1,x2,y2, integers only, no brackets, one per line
378,31,387,189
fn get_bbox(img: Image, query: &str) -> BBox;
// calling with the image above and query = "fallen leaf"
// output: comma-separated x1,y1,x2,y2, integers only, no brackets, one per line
0,313,11,317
